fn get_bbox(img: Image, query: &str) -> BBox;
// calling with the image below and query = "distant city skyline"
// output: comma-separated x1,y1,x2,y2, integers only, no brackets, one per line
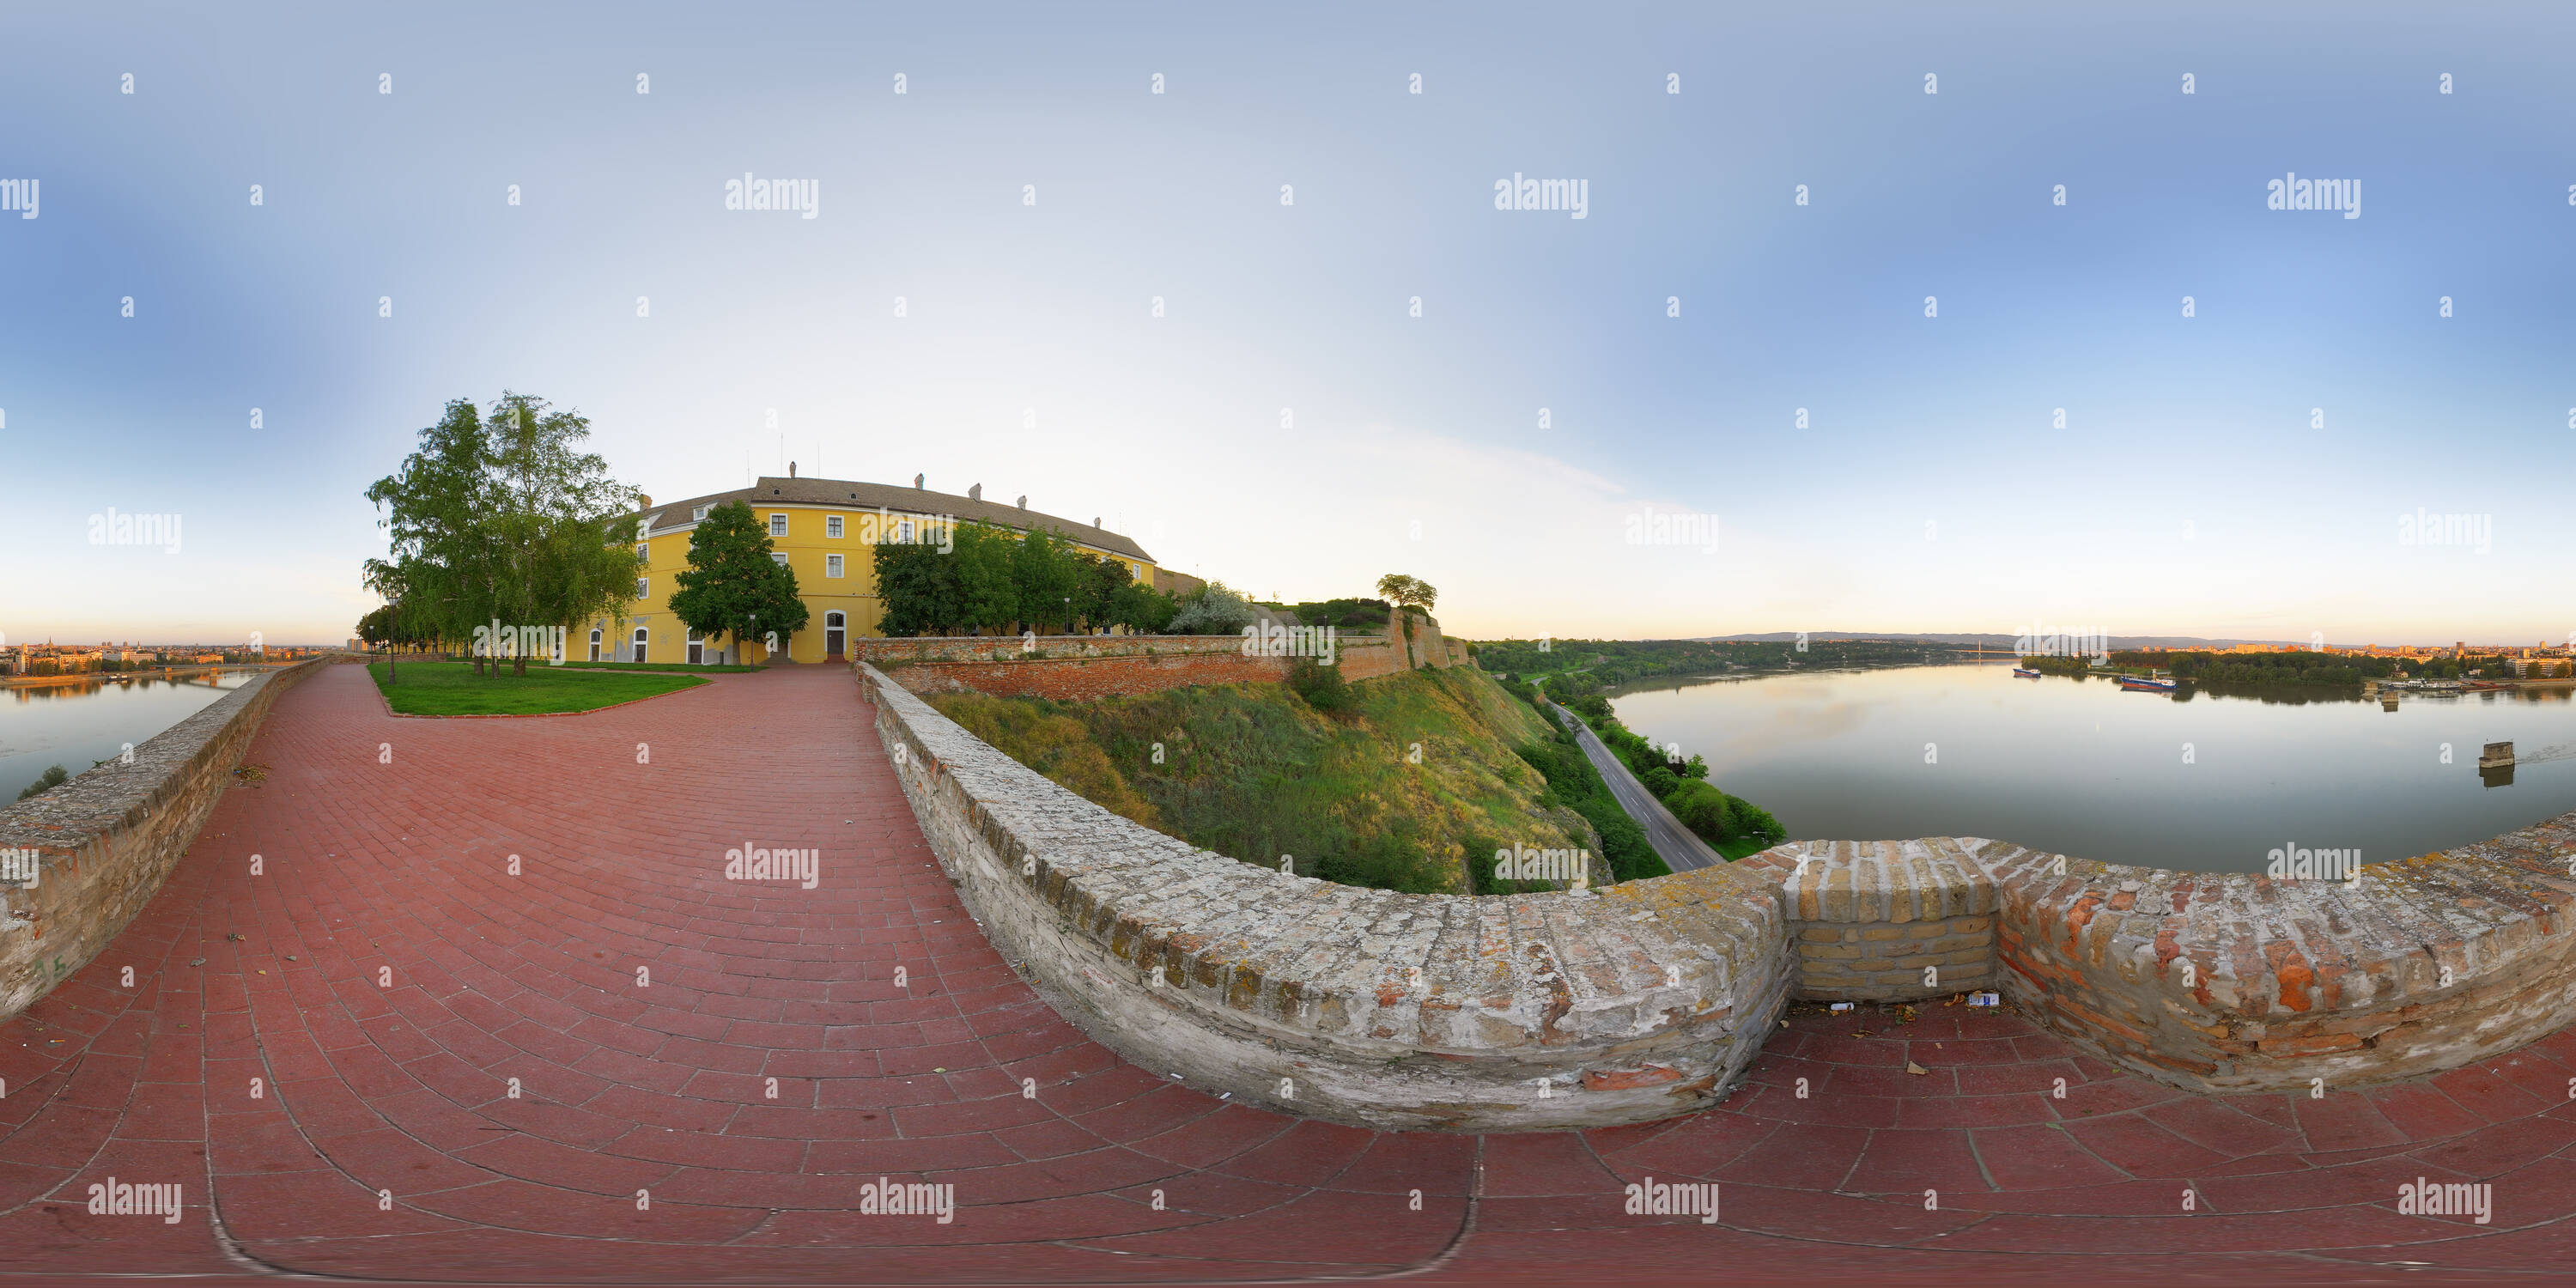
4,2,2569,647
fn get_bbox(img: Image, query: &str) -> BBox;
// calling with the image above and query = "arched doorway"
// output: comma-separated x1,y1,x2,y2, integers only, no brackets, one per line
631,626,649,662
588,628,603,662
825,611,846,660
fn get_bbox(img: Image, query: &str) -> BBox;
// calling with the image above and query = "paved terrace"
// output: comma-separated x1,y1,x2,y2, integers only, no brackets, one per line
0,664,2566,1284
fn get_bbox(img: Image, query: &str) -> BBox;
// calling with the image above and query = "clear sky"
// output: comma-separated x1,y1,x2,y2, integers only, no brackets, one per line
3,1,2569,648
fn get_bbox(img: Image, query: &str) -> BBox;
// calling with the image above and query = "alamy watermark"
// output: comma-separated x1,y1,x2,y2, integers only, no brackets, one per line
471,621,567,664
1493,173,1588,219
1241,621,1335,664
724,841,819,889
1625,506,1719,554
2266,172,2359,219
2014,623,2107,662
725,172,818,219
0,177,35,219
862,509,955,553
1494,844,1589,887
2267,842,2360,883
857,1176,955,1223
2397,508,2491,555
1,847,39,888
2396,1177,2490,1224
88,508,182,554
88,1177,182,1224
1624,1176,1717,1224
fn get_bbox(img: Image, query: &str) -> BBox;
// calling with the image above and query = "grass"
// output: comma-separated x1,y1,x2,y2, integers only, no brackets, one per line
929,666,1591,895
368,661,707,715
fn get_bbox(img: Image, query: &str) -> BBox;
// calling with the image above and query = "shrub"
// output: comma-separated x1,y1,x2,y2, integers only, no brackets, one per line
1167,583,1256,635
1286,657,1353,712
15,764,69,802
1638,765,1680,799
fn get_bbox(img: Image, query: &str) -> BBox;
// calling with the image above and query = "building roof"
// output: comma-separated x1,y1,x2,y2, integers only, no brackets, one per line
623,476,1156,563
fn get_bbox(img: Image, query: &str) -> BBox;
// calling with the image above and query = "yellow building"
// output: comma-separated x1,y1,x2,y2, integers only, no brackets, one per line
592,475,1159,665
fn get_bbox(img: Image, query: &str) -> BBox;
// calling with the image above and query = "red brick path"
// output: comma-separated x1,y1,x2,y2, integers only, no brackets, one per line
0,665,2564,1284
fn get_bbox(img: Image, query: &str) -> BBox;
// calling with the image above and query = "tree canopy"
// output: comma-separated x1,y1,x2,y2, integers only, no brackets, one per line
668,501,810,661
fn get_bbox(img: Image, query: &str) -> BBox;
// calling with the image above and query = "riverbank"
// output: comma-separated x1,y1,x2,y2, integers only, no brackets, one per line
2,663,291,691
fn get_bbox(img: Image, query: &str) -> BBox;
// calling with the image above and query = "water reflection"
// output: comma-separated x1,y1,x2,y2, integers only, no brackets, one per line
1606,662,2576,874
2,669,262,803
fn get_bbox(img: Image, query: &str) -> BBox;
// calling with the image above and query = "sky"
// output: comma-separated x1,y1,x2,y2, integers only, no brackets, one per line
2,0,2570,648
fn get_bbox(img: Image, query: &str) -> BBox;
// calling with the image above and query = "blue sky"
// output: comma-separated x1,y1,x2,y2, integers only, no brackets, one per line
3,1,2569,647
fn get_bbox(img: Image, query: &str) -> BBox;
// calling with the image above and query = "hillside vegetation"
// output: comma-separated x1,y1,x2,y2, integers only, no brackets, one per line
927,666,1609,894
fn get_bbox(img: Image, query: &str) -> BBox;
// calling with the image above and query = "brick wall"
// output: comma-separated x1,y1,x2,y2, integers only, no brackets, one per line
859,626,1436,698
0,658,333,1022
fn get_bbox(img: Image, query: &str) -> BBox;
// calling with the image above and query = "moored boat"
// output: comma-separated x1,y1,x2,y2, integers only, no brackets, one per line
2013,667,2042,678
2118,674,2178,692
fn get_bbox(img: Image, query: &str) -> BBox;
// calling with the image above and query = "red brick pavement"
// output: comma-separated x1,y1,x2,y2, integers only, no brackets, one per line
0,664,2564,1284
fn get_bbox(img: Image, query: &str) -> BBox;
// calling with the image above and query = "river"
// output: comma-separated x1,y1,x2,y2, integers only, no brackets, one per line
1,671,260,804
1608,661,2576,873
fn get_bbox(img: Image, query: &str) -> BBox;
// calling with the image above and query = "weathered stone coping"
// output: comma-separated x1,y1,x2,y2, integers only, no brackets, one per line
860,662,1792,1132
0,658,334,1020
1742,826,2576,1091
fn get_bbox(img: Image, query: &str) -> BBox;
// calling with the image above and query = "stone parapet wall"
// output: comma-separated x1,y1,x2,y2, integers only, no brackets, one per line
1745,839,2001,1001
860,662,1793,1132
1741,825,2576,1092
0,659,332,1021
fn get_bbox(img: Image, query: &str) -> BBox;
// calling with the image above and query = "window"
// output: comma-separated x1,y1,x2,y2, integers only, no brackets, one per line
771,552,789,566
635,577,649,598
769,513,788,538
896,517,914,544
635,543,649,565
692,504,710,521
632,626,650,661
825,514,843,538
825,553,843,578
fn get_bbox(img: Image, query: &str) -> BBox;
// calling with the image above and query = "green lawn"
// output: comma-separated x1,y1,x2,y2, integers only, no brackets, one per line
368,661,708,715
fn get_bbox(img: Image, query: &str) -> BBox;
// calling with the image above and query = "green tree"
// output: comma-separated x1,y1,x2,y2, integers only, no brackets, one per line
669,501,810,663
366,398,499,674
872,539,953,637
1376,573,1437,613
952,521,1020,635
482,392,643,676
1010,527,1083,634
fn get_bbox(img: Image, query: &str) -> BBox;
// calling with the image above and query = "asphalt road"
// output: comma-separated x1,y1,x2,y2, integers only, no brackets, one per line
1546,700,1727,874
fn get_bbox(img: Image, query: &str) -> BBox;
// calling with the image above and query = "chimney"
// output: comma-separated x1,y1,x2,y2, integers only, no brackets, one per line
1017,495,1027,509
914,474,924,489
789,461,798,478
1092,516,1100,528
639,495,652,508
968,483,982,501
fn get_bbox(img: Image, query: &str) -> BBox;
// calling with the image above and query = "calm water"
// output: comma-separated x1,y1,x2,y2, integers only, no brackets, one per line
1611,662,2576,873
0,671,258,803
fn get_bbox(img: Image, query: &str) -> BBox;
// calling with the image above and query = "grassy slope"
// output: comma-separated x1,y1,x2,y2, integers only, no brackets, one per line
928,667,1593,893
368,661,705,715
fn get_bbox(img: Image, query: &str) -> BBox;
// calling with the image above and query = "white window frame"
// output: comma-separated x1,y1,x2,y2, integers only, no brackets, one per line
896,517,914,544
769,513,788,538
771,552,789,567
635,543,649,564
825,553,844,578
631,626,650,661
825,514,844,538
692,504,711,521
635,577,649,598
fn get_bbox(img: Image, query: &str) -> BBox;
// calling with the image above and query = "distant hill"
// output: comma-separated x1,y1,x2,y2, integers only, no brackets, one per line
1696,632,2309,650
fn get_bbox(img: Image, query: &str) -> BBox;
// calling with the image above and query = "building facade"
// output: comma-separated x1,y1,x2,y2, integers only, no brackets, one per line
594,475,1161,665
